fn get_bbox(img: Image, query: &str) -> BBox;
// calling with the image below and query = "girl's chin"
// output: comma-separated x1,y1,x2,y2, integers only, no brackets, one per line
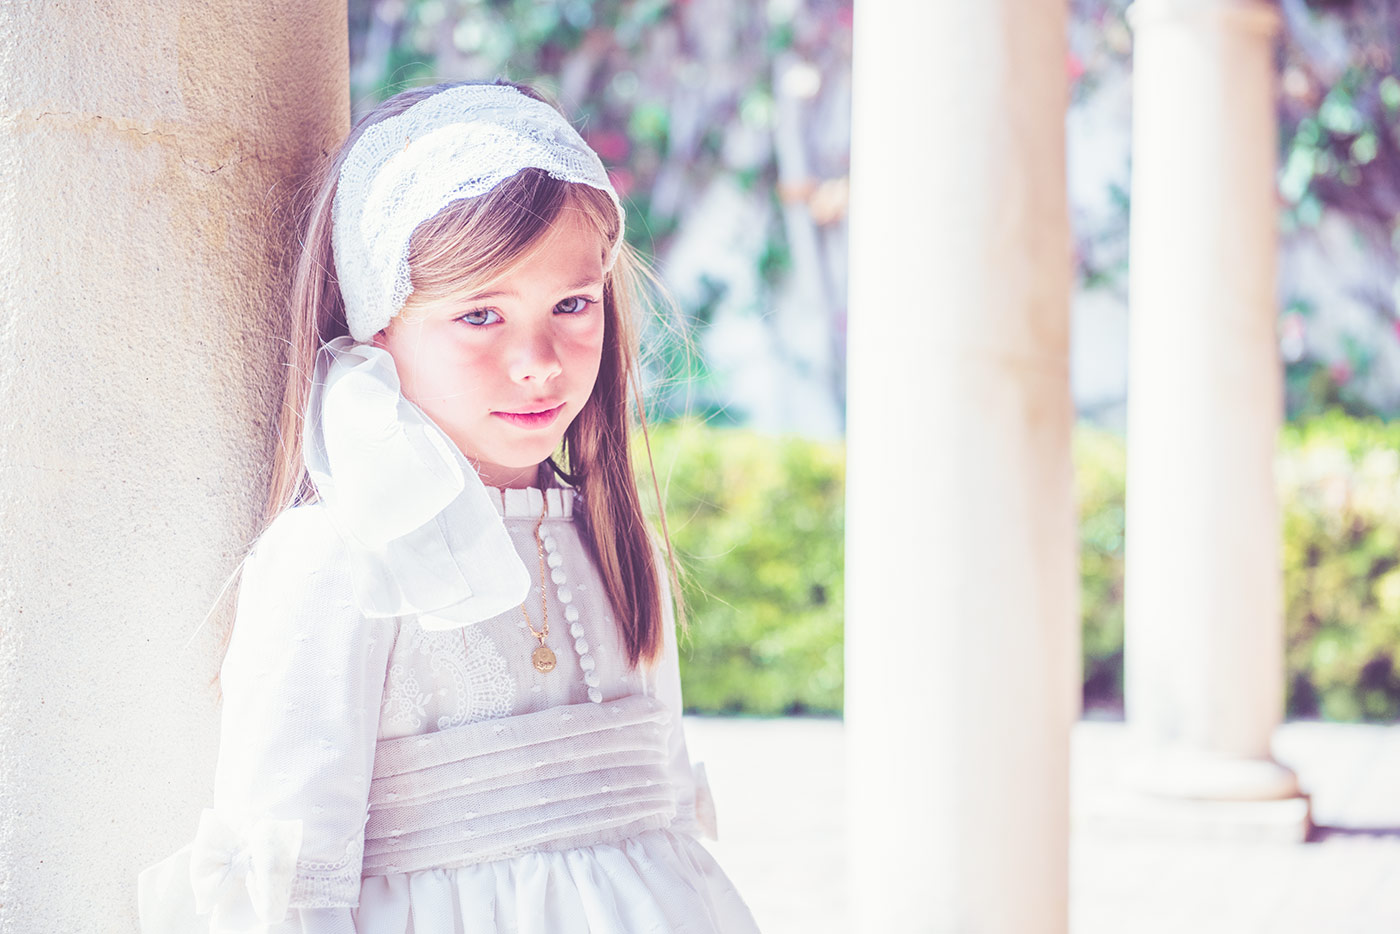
461,440,564,478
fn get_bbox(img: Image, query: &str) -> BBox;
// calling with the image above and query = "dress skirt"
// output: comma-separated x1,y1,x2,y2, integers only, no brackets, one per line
355,828,756,933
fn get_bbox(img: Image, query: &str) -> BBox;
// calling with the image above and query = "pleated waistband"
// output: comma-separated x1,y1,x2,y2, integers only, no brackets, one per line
362,693,678,875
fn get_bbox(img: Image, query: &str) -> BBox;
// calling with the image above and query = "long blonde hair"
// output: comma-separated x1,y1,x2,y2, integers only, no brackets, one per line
249,78,684,669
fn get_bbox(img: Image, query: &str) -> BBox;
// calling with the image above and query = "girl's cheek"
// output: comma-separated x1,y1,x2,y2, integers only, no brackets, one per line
565,326,603,352
410,339,483,397
442,329,499,367
566,314,606,350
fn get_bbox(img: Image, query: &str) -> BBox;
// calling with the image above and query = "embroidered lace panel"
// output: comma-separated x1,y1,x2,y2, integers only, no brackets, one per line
381,620,516,736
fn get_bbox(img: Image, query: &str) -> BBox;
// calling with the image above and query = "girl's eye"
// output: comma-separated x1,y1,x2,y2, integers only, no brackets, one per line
454,297,595,327
556,296,596,315
455,307,502,327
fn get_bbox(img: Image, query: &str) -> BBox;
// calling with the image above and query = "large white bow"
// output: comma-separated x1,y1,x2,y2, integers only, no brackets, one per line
188,809,303,925
302,336,532,630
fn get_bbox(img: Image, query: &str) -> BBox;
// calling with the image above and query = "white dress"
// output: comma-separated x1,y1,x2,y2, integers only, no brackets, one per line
136,337,760,933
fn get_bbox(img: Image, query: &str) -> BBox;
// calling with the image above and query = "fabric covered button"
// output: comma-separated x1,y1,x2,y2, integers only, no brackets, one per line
551,567,567,584
574,638,590,654
570,622,584,637
587,687,602,703
547,552,563,568
564,605,579,622
584,671,600,687
557,586,572,604
580,656,596,672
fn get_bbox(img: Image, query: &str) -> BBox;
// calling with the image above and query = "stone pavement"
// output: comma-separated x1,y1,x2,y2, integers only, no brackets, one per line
681,714,1400,933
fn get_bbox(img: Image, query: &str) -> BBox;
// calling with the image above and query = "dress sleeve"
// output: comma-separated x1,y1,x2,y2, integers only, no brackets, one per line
651,544,719,841
137,507,396,934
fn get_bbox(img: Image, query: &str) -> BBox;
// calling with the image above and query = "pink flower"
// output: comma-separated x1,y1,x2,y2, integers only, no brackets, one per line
1330,361,1353,385
585,130,630,163
1067,52,1085,82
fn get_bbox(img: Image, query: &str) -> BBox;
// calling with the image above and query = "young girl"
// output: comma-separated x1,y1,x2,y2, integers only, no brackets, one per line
137,79,761,933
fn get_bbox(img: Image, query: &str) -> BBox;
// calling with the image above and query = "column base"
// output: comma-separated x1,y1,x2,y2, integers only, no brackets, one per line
1075,743,1312,843
1074,784,1312,844
1119,746,1301,801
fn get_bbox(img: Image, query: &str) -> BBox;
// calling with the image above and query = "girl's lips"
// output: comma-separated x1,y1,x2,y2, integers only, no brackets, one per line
492,402,565,429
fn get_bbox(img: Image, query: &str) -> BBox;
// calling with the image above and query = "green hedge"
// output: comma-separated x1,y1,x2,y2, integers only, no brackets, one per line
639,418,844,715
642,413,1400,721
1279,411,1400,720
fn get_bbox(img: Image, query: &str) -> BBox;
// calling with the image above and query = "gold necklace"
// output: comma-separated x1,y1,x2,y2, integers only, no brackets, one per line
461,479,555,672
523,488,555,672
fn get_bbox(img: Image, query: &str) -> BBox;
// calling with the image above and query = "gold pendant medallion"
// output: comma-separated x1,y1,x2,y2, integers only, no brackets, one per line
532,644,557,673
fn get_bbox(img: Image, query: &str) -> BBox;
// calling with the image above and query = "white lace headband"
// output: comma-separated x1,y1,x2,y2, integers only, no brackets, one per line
331,83,626,343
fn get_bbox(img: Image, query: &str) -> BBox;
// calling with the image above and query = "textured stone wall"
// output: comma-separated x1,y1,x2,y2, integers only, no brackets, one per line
0,3,348,929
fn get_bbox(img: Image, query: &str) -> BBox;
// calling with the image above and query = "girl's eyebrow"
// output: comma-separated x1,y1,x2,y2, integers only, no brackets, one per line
466,277,603,302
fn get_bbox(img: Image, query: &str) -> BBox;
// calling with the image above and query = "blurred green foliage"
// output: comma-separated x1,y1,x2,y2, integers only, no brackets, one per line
1075,425,1127,713
1278,410,1400,720
647,415,1400,722
638,417,845,715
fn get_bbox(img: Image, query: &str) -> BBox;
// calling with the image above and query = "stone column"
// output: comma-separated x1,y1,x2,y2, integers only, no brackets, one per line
0,3,348,929
1122,0,1305,816
845,2,1078,931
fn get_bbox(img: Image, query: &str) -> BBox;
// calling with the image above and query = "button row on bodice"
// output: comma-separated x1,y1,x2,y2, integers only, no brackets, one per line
539,529,603,703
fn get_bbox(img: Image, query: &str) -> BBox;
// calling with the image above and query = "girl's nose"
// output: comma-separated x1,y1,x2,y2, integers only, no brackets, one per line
508,329,564,384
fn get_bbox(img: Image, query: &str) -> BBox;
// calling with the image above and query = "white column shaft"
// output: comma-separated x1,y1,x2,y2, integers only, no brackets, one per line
846,1,1078,931
1124,0,1291,781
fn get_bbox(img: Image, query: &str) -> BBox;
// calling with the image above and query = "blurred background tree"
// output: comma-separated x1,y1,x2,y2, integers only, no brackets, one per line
1072,0,1400,419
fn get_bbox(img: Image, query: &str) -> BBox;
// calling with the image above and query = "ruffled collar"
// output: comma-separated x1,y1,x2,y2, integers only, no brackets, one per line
302,334,538,630
483,485,578,519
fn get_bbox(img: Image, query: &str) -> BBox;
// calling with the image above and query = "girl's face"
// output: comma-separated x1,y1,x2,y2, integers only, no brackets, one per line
372,208,607,489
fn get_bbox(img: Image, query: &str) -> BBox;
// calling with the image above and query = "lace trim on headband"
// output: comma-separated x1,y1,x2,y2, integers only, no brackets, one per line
331,83,625,342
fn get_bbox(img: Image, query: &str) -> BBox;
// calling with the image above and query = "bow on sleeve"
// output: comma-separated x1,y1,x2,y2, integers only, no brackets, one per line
189,809,304,926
